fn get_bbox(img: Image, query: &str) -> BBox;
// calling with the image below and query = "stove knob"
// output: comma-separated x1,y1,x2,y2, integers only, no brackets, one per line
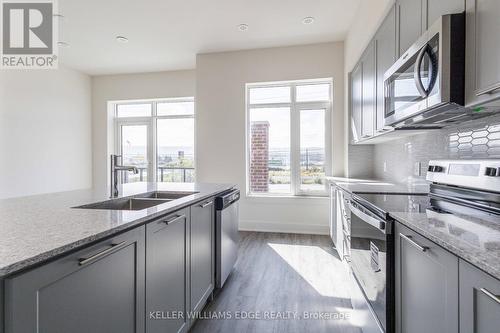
485,167,498,177
434,166,444,173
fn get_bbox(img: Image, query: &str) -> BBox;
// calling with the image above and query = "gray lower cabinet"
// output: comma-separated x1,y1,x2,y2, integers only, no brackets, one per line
190,198,215,314
395,222,459,333
4,226,146,333
465,0,500,107
146,209,189,333
459,260,500,333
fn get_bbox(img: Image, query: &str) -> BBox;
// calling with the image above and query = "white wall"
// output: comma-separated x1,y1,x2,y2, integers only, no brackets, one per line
196,42,345,234
91,70,196,191
0,66,92,199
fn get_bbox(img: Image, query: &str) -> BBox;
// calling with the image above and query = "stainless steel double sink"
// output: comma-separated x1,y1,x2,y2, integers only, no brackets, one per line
74,191,199,211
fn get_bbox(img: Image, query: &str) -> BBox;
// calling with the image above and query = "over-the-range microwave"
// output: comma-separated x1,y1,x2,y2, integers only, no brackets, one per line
383,13,489,129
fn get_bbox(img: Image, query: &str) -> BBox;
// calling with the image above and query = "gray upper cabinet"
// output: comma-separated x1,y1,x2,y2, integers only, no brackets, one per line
190,198,215,314
361,41,376,139
351,62,363,143
146,210,189,333
4,226,146,333
375,5,396,133
397,0,464,57
426,0,465,28
459,260,500,333
465,0,500,107
397,0,424,56
395,222,459,333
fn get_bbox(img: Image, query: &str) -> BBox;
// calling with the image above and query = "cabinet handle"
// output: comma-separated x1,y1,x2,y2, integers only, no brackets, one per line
476,83,500,97
480,288,500,305
79,241,128,266
199,201,213,208
163,214,186,225
400,234,428,252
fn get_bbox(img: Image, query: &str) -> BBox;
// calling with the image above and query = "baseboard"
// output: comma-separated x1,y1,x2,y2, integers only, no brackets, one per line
239,219,329,235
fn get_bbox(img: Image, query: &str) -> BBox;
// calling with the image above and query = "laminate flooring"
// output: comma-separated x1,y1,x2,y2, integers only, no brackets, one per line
190,231,361,333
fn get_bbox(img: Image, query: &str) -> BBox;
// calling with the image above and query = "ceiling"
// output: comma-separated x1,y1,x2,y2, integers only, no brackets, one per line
58,0,362,75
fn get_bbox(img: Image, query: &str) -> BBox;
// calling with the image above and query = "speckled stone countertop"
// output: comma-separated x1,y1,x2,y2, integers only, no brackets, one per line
325,176,429,194
391,210,500,280
0,182,234,278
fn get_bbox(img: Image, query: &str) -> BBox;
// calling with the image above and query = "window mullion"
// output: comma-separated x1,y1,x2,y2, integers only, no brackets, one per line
290,84,300,196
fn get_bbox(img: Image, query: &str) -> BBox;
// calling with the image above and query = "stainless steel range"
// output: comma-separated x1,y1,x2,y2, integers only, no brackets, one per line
427,159,500,219
346,159,500,333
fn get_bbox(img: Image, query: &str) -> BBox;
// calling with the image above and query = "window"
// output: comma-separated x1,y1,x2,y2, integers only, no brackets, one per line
246,80,332,196
114,98,195,184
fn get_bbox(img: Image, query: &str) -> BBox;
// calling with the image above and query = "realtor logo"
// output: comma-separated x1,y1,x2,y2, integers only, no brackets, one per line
1,0,58,68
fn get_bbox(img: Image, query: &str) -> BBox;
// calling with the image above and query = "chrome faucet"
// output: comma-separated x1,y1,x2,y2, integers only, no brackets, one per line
110,154,139,198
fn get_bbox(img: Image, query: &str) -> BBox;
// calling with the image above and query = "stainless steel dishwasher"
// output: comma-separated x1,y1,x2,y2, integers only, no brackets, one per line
215,189,240,289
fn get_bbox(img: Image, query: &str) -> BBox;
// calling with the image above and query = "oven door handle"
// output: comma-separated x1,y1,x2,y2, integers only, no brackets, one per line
349,201,390,234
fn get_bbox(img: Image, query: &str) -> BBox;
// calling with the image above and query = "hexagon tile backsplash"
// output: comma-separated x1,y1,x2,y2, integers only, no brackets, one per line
373,114,500,183
449,122,500,159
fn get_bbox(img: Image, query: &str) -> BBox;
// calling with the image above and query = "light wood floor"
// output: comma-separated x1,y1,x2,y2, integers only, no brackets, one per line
190,232,361,333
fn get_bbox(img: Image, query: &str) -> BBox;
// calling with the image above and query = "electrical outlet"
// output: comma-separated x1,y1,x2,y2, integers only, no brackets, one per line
383,161,387,173
414,162,422,177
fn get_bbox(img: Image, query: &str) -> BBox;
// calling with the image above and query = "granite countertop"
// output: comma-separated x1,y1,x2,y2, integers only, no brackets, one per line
325,176,429,194
391,210,500,280
0,182,234,278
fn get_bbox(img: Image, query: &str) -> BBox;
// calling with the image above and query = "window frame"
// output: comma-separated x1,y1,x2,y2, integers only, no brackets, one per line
114,97,195,184
246,79,333,197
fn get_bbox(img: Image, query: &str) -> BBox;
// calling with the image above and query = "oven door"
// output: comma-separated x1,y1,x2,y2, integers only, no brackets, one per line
349,200,393,332
384,34,439,127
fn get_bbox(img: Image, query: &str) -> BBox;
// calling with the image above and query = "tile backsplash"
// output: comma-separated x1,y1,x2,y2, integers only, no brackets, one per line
372,114,500,184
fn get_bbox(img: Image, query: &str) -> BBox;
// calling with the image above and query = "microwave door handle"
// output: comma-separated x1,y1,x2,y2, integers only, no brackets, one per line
414,45,429,98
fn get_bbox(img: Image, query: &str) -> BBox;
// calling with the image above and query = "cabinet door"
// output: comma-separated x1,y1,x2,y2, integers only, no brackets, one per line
375,5,396,133
146,210,188,333
465,0,500,107
395,223,458,333
5,227,146,333
397,0,424,56
426,0,465,29
351,62,363,143
190,198,215,313
329,184,336,244
459,260,500,333
361,41,376,139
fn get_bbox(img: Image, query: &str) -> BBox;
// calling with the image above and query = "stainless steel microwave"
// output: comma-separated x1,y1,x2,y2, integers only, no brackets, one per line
383,13,477,128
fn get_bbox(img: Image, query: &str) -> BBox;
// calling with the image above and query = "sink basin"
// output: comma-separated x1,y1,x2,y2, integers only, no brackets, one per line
75,198,171,211
136,191,198,200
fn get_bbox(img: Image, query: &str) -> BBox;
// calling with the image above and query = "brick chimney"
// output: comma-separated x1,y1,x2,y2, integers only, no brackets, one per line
250,121,270,192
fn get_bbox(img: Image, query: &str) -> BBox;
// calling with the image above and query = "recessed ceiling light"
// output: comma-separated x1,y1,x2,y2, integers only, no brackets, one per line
237,24,249,32
302,16,315,25
116,36,129,43
57,41,69,48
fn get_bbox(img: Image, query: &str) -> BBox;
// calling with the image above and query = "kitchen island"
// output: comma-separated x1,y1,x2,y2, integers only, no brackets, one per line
0,182,235,333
